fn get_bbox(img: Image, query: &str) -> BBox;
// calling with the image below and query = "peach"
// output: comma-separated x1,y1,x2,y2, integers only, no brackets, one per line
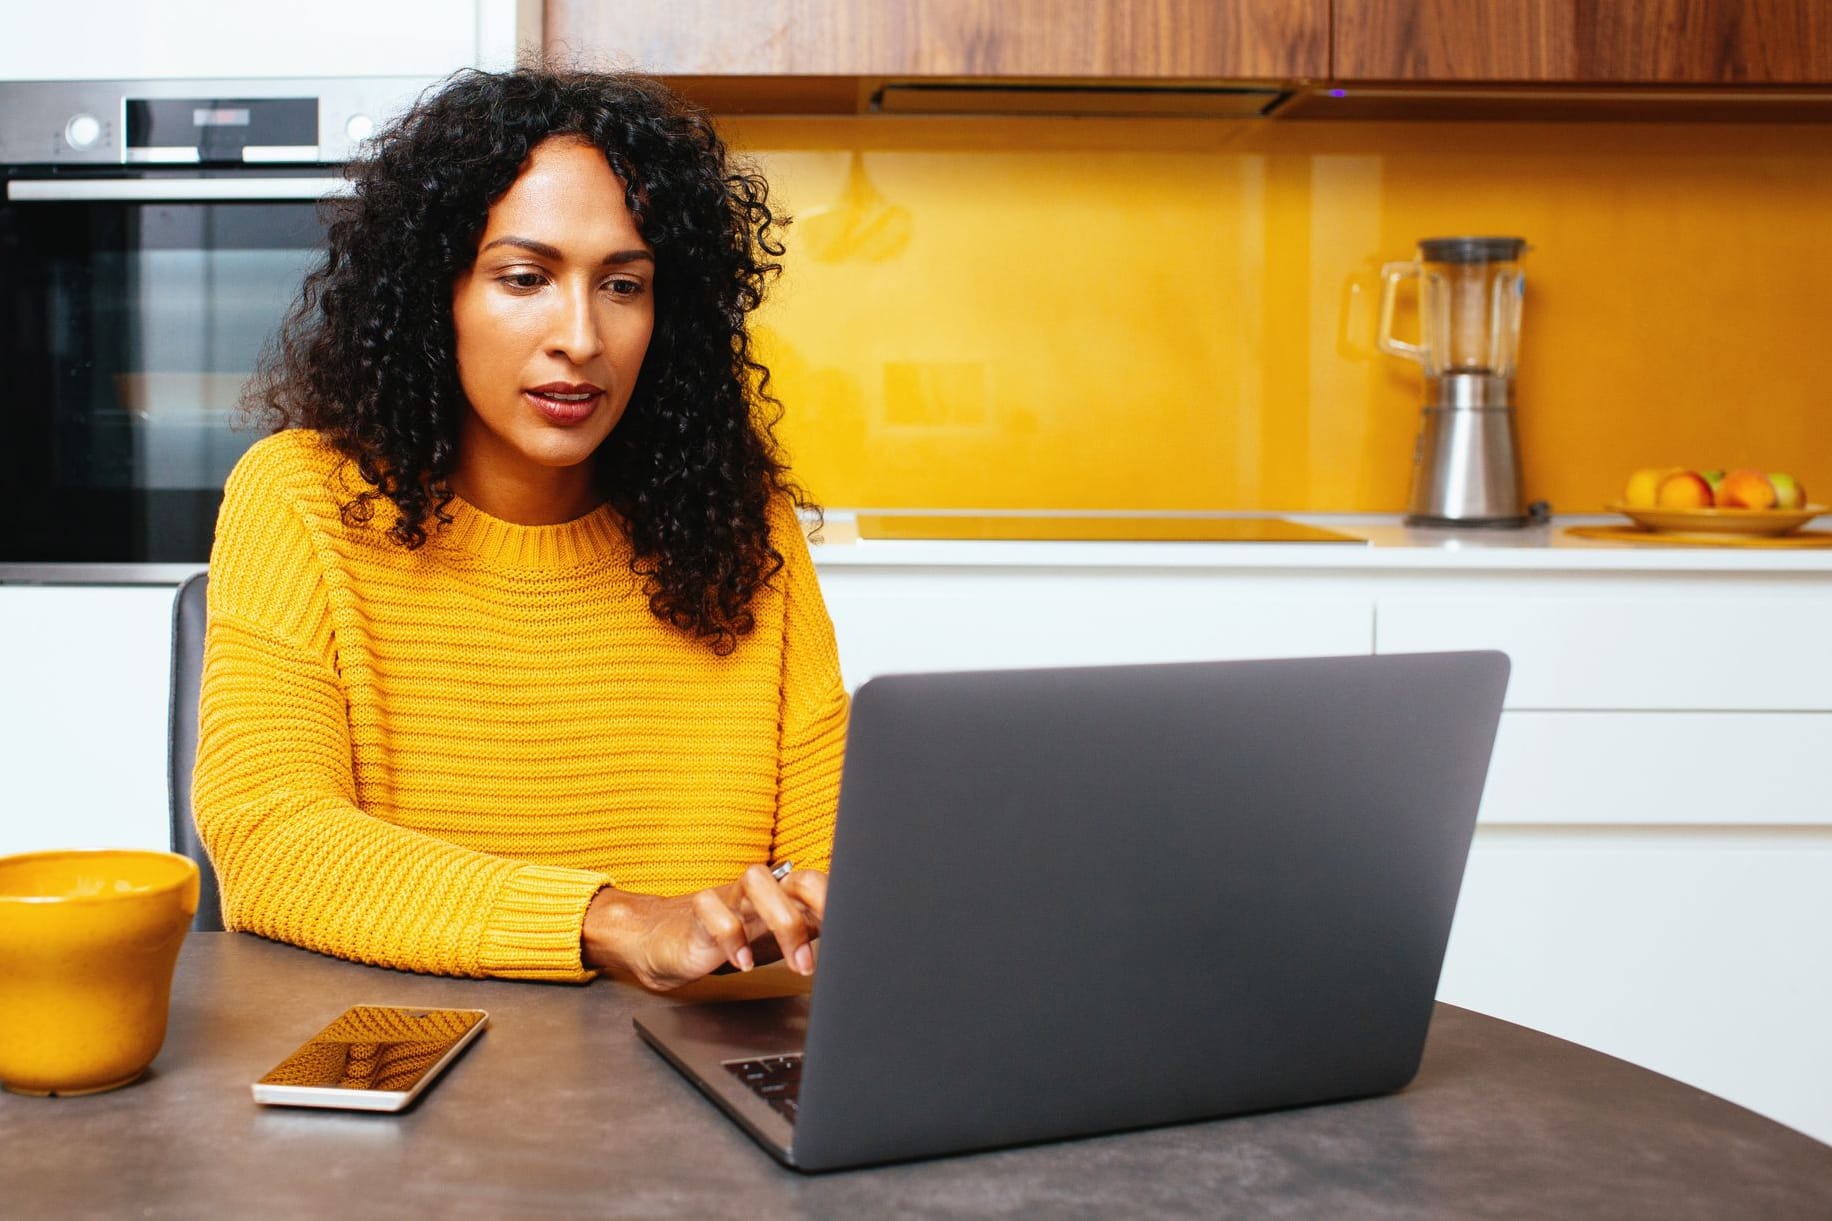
1655,469,1714,509
1622,467,1674,508
1718,468,1778,510
1769,472,1807,510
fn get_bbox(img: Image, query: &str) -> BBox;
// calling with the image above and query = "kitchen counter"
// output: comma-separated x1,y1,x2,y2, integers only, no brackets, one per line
6,513,1829,587
806,511,1832,573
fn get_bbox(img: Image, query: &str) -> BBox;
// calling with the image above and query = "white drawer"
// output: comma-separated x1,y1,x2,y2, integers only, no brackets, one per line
1377,592,1832,710
822,571,1373,689
1441,823,1832,1144
1479,710,1832,826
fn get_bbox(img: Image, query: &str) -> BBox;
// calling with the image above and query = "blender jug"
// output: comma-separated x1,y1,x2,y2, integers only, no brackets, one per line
1378,236,1529,527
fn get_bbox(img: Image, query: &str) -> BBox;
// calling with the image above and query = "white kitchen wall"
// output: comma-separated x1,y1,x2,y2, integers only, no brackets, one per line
0,0,532,80
0,585,176,852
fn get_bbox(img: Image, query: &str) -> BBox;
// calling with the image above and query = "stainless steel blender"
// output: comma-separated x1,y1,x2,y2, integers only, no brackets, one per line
1379,236,1529,527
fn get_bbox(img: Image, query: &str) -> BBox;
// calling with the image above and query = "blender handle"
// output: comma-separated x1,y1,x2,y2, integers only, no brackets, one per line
1377,260,1425,363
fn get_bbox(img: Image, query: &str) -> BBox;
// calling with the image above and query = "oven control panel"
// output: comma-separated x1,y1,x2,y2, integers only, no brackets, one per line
0,77,436,166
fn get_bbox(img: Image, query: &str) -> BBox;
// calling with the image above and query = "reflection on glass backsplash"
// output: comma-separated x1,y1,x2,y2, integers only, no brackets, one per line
727,118,1832,513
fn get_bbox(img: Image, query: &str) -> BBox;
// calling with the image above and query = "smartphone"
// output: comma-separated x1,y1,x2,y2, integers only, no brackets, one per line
251,1005,489,1112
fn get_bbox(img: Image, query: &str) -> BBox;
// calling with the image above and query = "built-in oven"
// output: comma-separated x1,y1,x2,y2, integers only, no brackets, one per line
0,78,433,580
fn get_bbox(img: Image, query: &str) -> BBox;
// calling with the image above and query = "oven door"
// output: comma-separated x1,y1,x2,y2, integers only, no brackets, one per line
0,171,343,574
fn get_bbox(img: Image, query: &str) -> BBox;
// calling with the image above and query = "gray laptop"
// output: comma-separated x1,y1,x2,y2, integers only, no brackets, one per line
635,650,1510,1172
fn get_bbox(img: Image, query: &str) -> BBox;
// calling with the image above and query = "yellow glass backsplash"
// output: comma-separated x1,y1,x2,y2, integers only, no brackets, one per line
725,117,1832,513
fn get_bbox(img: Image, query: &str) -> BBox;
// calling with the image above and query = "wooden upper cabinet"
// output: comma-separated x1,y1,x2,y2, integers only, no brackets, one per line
1334,0,1832,84
545,0,1331,81
1333,1,1568,81
1584,2,1832,82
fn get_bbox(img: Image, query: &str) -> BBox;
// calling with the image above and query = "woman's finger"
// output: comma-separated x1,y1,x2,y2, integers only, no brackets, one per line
740,863,814,975
691,887,754,972
779,868,828,929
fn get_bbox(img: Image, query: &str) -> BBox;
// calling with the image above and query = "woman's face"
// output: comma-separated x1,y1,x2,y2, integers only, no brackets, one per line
449,136,655,523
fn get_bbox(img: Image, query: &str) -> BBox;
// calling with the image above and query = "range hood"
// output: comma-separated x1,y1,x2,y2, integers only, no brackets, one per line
662,75,1294,118
872,80,1288,118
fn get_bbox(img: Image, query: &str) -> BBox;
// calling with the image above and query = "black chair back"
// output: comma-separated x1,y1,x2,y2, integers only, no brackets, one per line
168,571,223,931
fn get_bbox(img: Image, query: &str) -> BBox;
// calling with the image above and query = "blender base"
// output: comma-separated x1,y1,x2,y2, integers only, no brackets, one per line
1404,513,1530,529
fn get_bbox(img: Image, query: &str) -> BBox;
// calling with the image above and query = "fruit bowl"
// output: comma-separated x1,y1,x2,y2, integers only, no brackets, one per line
1609,503,1826,537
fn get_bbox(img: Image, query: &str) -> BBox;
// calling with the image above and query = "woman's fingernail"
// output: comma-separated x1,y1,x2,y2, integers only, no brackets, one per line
793,945,814,975
736,947,755,972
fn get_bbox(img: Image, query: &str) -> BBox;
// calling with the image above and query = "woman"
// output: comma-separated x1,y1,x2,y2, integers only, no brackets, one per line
192,68,845,989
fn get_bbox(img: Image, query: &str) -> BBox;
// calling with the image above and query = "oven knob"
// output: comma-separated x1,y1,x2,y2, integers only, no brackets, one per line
64,113,103,151
345,114,375,142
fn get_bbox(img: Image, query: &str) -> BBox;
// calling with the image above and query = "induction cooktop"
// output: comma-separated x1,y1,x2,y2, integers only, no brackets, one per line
853,515,1367,544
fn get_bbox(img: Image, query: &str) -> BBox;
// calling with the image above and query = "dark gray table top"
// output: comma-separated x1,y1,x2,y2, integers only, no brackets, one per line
3,934,1828,1219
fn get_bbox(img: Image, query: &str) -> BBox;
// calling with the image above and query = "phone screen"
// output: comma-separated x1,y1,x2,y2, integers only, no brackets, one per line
256,1006,487,1099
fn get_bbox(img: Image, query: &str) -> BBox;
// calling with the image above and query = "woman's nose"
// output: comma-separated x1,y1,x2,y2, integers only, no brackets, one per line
548,283,605,364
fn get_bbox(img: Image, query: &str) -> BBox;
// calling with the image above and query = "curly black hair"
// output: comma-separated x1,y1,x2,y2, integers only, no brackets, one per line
246,67,810,654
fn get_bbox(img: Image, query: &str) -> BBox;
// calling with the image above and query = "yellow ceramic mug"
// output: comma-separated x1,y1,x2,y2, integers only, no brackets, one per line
0,849,199,1096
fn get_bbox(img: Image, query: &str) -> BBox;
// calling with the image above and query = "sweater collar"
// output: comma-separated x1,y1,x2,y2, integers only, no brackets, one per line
434,494,627,569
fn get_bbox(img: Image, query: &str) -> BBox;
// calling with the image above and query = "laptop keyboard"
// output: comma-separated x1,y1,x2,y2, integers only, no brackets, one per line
724,1054,803,1122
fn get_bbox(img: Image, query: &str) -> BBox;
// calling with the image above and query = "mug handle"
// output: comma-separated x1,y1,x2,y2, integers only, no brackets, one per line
1377,259,1424,363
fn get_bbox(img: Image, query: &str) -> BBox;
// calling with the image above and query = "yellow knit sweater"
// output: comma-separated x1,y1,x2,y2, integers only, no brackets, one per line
193,430,847,982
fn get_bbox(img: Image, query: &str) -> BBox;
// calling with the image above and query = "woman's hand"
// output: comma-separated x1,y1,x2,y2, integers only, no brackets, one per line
582,865,827,991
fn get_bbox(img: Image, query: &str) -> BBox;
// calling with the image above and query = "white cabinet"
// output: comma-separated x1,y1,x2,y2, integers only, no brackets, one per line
820,568,1373,688
1480,711,1832,826
0,585,176,853
1365,569,1832,1145
1,1,528,81
1377,582,1832,710
817,547,1832,1144
1373,573,1832,827
1445,825,1832,1149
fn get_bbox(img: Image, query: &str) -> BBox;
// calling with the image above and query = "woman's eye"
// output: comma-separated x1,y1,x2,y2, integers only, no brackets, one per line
604,278,645,298
498,272,546,290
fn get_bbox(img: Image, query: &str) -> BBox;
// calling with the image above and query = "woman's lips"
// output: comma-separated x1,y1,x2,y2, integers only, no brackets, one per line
524,384,603,425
